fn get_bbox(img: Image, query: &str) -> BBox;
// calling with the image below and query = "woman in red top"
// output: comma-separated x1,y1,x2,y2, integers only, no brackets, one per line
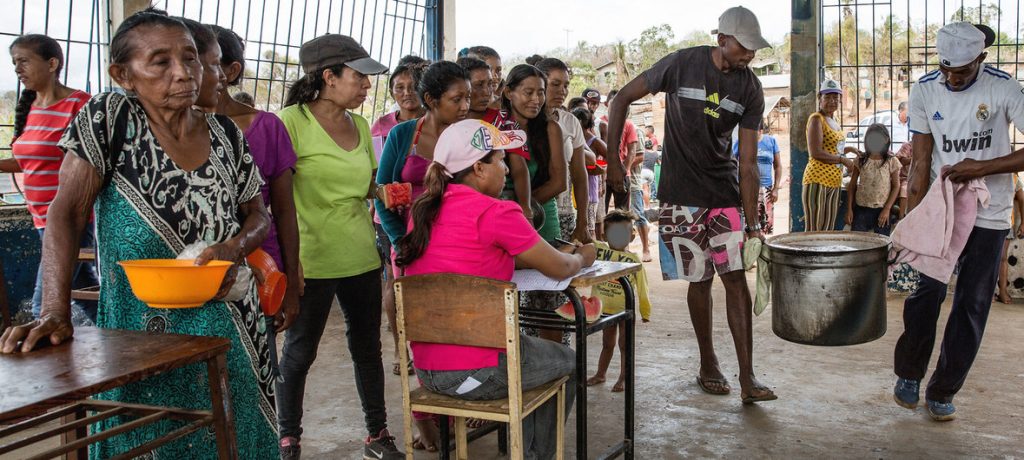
457,56,500,124
2,34,96,321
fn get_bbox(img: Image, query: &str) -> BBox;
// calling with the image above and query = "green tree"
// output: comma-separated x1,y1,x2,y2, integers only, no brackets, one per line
234,49,390,119
676,30,715,49
951,3,1002,25
629,24,676,73
612,40,630,88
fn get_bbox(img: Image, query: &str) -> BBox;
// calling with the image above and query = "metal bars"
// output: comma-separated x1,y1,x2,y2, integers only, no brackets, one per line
0,0,111,153
819,0,1024,149
158,0,429,117
0,0,431,156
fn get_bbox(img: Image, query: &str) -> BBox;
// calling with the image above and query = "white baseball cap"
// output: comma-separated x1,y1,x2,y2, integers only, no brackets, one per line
819,79,842,95
711,6,771,51
936,22,985,68
433,119,526,177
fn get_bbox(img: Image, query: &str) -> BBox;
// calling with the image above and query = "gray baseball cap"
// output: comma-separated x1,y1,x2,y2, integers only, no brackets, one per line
299,34,388,75
711,6,771,51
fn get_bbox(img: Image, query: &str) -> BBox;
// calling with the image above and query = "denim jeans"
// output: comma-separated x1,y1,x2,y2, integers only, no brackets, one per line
276,269,387,438
894,226,1006,402
630,186,649,226
32,226,99,322
415,335,576,460
851,205,892,236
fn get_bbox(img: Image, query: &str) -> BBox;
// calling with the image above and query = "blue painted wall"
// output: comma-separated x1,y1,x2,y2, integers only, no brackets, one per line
1,206,41,319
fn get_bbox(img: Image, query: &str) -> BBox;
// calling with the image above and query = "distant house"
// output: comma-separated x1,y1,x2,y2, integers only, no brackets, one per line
594,60,616,92
750,58,783,76
757,74,791,132
758,73,789,99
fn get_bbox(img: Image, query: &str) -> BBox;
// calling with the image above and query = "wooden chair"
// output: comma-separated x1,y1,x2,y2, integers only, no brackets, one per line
394,274,568,460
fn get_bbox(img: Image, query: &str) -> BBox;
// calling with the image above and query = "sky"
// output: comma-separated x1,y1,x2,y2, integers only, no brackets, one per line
1,0,1021,93
455,1,793,58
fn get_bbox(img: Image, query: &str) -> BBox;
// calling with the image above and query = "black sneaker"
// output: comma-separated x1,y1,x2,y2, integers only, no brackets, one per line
364,428,404,460
279,436,301,460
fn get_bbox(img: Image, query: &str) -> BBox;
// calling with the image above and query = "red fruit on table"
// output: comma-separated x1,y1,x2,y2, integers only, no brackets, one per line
555,296,603,323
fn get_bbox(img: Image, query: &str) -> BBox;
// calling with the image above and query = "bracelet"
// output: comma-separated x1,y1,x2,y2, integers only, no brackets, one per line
745,223,762,233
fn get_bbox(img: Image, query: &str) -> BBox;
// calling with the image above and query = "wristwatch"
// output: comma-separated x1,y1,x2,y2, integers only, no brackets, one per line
745,223,762,233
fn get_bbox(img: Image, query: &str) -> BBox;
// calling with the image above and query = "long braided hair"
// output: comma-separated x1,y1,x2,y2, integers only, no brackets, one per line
9,35,64,139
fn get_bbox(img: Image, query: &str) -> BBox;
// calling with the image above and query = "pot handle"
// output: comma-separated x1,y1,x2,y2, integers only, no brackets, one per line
886,243,901,266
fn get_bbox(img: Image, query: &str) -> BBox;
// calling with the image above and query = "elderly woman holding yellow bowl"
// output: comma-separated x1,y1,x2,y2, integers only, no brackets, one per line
0,9,277,459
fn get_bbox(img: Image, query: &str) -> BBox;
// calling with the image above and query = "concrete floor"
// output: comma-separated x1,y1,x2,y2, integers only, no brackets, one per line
295,140,1023,458
296,265,1024,459
7,134,1024,458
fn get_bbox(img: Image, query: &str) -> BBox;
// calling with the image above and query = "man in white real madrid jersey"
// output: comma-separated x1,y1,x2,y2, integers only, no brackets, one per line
893,22,1024,422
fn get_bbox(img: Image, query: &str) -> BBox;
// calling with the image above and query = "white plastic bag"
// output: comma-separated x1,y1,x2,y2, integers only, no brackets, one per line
177,242,251,302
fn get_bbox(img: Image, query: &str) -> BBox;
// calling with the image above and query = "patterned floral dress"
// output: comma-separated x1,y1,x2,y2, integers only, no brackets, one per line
58,92,277,459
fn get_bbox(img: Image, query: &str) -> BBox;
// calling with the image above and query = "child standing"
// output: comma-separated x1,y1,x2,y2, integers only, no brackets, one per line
845,124,901,235
586,210,651,392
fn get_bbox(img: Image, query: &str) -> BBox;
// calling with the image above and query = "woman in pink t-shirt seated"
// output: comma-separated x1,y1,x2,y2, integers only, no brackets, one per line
395,119,596,459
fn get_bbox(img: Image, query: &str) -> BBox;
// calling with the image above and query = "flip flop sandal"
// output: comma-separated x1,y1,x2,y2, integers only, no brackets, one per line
392,360,415,376
741,388,779,405
696,376,731,395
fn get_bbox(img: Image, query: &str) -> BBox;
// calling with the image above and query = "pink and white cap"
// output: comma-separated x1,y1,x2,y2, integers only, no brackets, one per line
433,119,527,177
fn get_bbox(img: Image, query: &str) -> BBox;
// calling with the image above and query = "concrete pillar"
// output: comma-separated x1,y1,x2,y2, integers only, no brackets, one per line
104,0,157,90
442,0,457,60
789,0,819,232
108,0,150,34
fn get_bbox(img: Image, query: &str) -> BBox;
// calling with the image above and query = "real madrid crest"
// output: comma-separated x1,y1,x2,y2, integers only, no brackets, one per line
977,103,990,121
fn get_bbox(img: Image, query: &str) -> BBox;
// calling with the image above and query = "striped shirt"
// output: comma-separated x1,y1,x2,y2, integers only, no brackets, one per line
11,90,90,228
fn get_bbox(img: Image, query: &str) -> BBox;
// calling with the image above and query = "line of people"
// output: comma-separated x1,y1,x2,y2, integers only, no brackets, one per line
0,6,652,459
11,5,1013,459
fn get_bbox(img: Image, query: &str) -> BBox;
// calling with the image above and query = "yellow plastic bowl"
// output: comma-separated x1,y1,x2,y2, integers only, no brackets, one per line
118,259,233,309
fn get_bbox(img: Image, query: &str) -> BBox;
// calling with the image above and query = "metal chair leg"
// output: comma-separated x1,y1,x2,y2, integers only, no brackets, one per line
438,415,451,460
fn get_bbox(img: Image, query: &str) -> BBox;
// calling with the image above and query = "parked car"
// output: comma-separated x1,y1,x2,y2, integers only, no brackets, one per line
845,110,909,153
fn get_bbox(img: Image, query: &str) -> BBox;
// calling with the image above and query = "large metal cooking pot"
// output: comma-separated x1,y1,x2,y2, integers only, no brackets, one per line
766,231,889,346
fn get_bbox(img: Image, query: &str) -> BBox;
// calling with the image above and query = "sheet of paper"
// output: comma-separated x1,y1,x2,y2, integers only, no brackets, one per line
512,269,572,292
513,262,607,291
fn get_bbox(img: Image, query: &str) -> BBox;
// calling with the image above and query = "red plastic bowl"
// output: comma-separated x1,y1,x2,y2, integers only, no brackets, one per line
247,249,287,316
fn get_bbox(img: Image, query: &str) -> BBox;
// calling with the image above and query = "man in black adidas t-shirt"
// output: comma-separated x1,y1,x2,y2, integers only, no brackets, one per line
605,6,776,404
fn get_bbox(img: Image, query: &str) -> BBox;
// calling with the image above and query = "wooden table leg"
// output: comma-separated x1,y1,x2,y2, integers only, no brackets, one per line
206,353,237,460
61,405,88,460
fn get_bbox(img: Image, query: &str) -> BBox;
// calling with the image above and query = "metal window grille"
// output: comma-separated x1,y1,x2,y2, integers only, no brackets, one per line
158,0,429,117
820,0,1024,150
0,0,111,152
0,0,431,154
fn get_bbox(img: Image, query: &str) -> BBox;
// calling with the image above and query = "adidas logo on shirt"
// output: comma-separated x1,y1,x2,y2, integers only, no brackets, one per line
932,111,944,121
706,93,720,104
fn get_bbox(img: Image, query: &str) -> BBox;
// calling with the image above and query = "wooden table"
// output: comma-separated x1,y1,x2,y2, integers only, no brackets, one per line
518,261,641,460
0,327,238,459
